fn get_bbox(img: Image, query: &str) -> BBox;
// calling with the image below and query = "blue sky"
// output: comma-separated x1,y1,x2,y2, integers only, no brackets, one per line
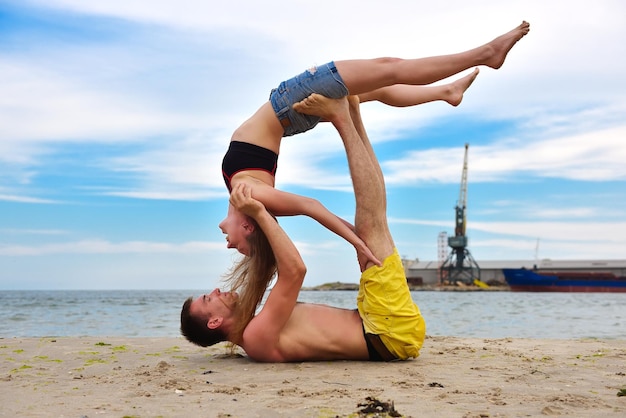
1,0,625,290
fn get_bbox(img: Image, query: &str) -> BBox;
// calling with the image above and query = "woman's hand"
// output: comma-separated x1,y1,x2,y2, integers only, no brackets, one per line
355,239,382,269
229,183,266,218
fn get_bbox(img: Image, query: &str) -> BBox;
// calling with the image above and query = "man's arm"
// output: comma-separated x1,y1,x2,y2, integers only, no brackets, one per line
228,184,306,355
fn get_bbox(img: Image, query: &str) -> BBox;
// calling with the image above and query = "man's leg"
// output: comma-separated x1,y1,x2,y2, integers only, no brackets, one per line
293,94,394,271
335,21,529,95
296,93,426,360
344,96,395,259
340,96,426,361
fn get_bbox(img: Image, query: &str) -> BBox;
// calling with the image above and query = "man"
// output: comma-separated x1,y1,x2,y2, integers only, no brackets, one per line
181,93,424,362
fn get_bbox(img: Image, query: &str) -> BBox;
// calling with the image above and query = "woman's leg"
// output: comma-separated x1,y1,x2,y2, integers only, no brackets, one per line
357,68,479,107
335,21,529,95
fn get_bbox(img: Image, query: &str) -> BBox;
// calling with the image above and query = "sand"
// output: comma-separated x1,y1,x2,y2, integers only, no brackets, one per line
1,336,624,417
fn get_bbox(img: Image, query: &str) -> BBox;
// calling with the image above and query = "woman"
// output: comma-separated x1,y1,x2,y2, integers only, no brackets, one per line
220,21,530,261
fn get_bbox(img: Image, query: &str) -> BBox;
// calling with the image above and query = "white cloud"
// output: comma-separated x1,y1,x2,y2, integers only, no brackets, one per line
469,221,626,243
0,60,198,143
483,199,624,220
0,228,69,235
382,124,626,185
0,239,225,256
392,216,626,244
471,237,626,261
0,193,60,204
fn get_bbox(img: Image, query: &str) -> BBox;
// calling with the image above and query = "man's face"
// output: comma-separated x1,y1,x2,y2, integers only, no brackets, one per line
189,288,239,326
218,204,252,256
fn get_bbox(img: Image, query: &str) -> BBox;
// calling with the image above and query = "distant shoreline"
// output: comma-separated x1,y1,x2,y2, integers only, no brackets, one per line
301,281,510,292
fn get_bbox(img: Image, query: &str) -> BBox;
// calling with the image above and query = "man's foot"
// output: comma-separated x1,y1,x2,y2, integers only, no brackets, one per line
293,93,350,123
446,68,479,107
484,21,530,69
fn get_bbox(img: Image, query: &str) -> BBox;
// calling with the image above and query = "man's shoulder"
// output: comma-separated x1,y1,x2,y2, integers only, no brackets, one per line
239,327,281,362
238,303,315,362
238,311,281,360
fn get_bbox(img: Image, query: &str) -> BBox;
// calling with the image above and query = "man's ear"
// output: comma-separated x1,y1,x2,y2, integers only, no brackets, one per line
207,316,223,330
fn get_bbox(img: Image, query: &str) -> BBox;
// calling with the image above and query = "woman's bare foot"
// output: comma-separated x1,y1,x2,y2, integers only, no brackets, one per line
446,68,479,106
484,21,530,69
293,93,350,124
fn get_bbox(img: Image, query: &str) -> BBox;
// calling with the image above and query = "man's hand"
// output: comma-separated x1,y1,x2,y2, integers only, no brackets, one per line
229,183,266,218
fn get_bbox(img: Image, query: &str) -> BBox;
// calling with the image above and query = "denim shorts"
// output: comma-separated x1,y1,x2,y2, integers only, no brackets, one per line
269,61,349,137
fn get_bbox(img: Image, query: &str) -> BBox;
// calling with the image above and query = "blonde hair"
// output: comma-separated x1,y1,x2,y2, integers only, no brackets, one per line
222,215,277,344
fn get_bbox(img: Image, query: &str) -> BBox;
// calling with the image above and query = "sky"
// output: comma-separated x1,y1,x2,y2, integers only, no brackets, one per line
1,0,625,290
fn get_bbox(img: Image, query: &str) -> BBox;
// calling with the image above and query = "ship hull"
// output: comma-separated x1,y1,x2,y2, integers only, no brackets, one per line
502,268,626,293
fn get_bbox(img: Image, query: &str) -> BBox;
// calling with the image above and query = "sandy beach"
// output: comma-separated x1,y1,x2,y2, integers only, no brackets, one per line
1,336,624,417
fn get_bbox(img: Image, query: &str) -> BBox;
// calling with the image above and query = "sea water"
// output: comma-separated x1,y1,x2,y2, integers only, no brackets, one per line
0,290,624,339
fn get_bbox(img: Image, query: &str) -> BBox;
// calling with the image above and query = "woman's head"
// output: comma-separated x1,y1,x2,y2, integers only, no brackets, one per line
209,209,278,342
218,204,255,255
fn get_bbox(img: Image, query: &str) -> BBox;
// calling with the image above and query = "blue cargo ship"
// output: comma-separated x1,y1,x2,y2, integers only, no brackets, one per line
502,268,626,292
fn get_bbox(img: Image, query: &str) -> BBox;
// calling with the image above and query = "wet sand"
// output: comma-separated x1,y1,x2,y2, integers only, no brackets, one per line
1,336,624,417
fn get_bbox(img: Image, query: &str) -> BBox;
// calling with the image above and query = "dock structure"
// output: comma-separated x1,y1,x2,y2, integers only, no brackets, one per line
404,258,626,287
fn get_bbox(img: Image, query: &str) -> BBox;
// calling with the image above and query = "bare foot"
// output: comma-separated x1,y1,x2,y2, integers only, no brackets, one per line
446,68,479,107
293,93,350,123
484,21,530,69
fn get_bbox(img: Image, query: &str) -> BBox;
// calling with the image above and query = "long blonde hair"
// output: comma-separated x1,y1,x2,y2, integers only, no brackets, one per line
222,215,277,343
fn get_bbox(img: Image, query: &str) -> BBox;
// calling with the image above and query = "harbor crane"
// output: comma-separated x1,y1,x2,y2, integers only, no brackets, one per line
439,143,481,285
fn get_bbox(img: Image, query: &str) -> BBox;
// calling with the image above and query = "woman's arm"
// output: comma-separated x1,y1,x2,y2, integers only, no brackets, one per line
237,178,381,266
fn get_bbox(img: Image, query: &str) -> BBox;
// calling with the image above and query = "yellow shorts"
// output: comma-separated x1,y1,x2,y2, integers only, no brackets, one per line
357,248,426,360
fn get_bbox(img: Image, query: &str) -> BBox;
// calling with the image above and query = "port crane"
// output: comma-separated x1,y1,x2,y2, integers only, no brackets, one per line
439,143,481,285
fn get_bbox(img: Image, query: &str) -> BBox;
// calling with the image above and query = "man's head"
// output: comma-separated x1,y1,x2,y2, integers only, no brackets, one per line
184,203,277,347
180,288,239,347
218,204,256,256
